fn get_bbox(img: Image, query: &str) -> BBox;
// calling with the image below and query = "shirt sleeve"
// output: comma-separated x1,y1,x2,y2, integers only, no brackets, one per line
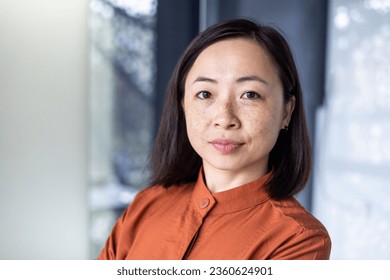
97,207,129,260
268,228,332,260
96,186,161,260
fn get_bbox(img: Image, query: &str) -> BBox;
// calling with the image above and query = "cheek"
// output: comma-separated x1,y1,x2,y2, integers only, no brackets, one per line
246,108,283,142
184,106,210,154
184,105,207,136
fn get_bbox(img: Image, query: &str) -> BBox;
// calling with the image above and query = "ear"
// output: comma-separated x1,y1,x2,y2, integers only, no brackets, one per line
282,96,295,129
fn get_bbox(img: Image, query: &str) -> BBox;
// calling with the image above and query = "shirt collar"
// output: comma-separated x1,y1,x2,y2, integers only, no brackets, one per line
191,168,272,216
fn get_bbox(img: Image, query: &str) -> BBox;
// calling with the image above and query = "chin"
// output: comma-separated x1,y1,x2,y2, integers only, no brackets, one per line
203,159,242,171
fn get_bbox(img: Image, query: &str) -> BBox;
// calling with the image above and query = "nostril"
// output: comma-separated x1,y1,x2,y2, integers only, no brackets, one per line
213,115,240,129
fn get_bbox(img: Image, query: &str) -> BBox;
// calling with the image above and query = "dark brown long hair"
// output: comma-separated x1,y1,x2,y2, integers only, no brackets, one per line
149,18,311,199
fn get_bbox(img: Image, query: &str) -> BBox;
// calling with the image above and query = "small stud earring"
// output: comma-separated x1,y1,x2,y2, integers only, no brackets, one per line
284,125,288,131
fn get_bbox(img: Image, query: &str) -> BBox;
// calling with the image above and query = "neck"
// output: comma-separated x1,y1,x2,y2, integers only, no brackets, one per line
202,163,268,193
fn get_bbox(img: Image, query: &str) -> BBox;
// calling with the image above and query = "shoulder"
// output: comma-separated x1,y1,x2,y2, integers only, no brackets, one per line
135,182,194,202
268,197,327,232
97,183,195,260
264,197,331,259
123,183,195,217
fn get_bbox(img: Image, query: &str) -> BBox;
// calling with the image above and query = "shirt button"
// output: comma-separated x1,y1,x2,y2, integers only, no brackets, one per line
199,198,210,209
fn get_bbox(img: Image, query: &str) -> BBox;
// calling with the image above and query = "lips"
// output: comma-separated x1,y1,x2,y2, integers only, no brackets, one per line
210,139,243,154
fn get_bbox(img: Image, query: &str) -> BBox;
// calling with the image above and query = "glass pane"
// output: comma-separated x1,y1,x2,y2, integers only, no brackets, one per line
88,0,157,258
313,0,390,259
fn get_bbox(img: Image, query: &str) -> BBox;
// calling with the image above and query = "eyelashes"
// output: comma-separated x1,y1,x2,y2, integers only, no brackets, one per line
196,91,212,99
195,91,261,100
241,91,261,99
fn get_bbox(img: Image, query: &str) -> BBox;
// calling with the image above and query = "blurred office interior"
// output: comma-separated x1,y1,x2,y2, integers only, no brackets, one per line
0,0,389,259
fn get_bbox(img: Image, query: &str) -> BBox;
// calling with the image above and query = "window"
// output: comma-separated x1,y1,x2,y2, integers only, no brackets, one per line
88,0,157,257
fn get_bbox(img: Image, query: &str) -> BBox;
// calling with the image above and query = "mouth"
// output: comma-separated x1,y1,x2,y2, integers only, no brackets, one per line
209,139,243,154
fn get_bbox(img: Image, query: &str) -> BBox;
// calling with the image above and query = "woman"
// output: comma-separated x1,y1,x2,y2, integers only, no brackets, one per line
98,18,331,260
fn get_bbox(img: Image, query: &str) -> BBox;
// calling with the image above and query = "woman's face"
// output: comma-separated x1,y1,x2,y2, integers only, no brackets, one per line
183,38,294,179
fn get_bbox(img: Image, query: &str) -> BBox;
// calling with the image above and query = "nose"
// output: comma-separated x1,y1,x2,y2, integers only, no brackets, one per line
213,99,241,129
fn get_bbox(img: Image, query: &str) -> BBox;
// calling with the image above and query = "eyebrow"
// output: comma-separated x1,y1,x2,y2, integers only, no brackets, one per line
192,76,217,84
192,75,268,85
236,75,268,85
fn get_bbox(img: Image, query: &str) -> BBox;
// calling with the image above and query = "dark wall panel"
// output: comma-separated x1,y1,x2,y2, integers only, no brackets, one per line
155,0,199,136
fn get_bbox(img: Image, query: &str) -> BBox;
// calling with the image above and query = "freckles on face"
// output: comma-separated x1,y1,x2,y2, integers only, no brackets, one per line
184,104,208,145
182,38,290,176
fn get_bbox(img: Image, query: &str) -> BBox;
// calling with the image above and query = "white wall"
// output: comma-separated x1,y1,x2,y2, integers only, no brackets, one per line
0,0,89,259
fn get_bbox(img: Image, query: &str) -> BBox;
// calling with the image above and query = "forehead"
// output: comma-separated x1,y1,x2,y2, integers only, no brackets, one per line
206,37,262,51
186,38,279,84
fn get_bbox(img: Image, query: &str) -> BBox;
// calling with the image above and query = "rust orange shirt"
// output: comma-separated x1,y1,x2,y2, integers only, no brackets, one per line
98,170,331,260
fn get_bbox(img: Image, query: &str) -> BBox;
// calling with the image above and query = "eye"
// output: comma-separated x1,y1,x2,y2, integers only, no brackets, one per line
196,91,212,99
241,91,260,99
